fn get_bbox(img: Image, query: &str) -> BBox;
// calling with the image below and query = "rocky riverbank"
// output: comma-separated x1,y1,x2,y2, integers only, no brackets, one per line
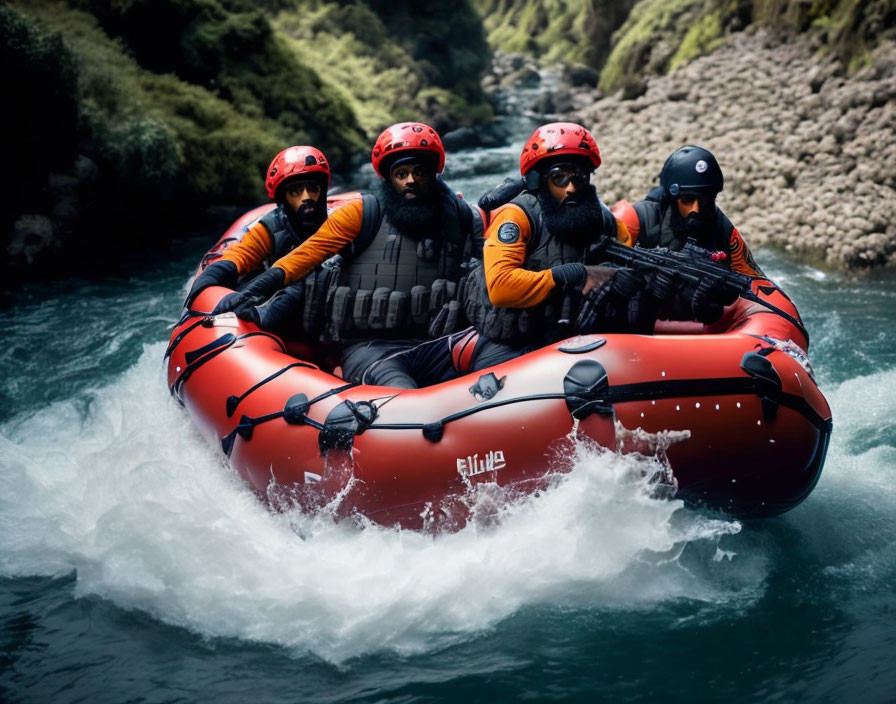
570,30,896,271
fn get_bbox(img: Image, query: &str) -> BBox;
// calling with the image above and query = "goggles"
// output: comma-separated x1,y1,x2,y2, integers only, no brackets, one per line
546,164,592,188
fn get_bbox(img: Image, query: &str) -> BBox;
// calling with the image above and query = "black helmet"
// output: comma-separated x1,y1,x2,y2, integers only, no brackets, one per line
659,145,724,199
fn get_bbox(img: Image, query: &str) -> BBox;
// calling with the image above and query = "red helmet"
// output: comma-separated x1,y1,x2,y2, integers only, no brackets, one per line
265,146,330,200
519,122,602,176
371,122,445,177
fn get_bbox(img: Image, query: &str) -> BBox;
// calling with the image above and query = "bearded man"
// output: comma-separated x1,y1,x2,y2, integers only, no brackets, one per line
457,122,640,371
226,122,485,389
184,145,332,310
613,145,764,277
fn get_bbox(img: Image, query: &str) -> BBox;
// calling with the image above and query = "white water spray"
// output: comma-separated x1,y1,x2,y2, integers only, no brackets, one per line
0,342,801,662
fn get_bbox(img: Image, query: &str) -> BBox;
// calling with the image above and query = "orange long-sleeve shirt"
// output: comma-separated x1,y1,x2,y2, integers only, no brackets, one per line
219,219,276,275
268,199,365,285
483,204,632,308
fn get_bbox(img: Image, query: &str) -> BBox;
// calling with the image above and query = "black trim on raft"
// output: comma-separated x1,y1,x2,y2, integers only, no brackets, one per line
564,360,612,418
165,316,211,359
318,400,378,453
220,383,357,457
216,349,829,460
740,290,810,346
170,331,286,400
226,362,319,418
185,334,236,366
598,376,828,431
283,394,310,424
740,351,782,422
469,373,505,401
366,393,570,442
361,363,829,443
557,339,607,353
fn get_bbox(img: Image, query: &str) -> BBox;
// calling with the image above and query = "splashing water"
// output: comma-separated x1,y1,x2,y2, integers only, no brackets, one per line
0,341,757,663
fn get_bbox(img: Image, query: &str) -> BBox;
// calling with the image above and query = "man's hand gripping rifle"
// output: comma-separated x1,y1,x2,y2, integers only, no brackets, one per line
577,239,754,332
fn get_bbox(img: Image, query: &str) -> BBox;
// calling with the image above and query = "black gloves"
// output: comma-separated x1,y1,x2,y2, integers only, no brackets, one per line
576,267,657,334
551,263,623,294
184,260,238,309
664,276,734,324
237,283,305,333
211,266,286,316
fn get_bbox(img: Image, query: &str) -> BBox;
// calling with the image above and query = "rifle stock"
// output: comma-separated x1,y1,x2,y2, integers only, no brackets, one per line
583,238,809,340
588,239,754,301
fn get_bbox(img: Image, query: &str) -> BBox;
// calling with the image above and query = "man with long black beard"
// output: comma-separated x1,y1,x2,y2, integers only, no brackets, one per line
456,122,644,372
183,145,332,311
613,145,764,277
226,122,485,389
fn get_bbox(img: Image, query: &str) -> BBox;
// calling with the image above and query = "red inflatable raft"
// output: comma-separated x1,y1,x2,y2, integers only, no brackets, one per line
166,206,832,529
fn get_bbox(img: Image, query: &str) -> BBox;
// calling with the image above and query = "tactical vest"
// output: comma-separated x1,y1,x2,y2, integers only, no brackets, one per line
464,192,599,346
319,184,484,341
633,193,733,256
258,207,307,269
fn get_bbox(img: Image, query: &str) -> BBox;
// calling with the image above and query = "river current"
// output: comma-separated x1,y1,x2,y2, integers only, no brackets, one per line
2,137,896,702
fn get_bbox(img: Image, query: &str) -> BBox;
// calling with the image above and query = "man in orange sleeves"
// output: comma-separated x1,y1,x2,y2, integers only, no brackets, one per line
184,145,332,310
226,122,486,389
457,122,642,371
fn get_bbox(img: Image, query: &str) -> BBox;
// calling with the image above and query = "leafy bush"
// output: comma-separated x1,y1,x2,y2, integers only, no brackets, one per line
474,0,638,70
0,6,79,233
72,0,365,169
272,0,493,136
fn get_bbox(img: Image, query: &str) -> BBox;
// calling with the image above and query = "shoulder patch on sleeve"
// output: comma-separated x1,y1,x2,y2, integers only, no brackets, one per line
497,222,521,244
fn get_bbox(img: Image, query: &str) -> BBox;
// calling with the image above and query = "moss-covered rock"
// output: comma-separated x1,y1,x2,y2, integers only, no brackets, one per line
272,0,493,136
474,0,638,70
600,0,896,96
71,0,366,170
598,0,750,95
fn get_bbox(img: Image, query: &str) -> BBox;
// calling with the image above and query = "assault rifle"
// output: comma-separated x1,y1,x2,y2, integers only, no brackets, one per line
581,238,808,338
586,238,754,302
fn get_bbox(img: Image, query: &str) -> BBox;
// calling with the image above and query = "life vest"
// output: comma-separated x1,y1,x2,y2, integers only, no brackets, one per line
464,192,616,346
320,184,485,341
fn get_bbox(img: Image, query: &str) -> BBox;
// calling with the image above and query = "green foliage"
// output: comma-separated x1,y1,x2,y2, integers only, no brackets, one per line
600,0,896,95
475,0,892,97
361,0,491,98
599,0,705,94
138,73,287,202
71,0,365,170
473,0,638,69
271,0,494,136
0,6,80,231
768,0,896,64
277,4,422,135
7,0,296,241
669,11,725,70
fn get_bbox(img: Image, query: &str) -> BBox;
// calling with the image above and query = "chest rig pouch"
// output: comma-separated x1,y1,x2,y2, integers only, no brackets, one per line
319,186,483,342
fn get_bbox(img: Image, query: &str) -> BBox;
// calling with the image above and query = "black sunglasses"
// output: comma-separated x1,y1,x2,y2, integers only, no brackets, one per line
546,165,592,188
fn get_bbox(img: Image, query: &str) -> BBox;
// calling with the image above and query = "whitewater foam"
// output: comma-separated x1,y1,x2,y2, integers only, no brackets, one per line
4,342,848,662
